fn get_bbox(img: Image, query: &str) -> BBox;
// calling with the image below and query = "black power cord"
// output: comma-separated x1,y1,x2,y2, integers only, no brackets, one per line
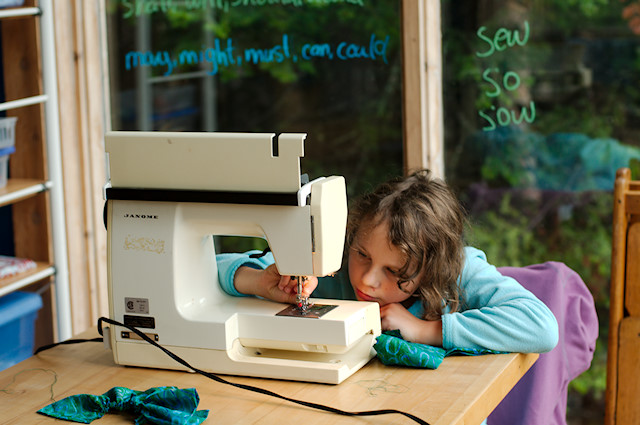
34,337,103,354
35,317,430,425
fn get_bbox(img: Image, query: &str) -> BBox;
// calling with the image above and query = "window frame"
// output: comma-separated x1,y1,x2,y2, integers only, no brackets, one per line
401,0,444,177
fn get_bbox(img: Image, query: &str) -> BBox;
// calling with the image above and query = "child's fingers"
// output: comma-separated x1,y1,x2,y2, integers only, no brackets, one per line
277,276,297,294
302,276,318,296
277,275,317,296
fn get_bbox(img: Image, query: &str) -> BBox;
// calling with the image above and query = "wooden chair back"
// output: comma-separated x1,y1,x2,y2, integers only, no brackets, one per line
605,167,640,425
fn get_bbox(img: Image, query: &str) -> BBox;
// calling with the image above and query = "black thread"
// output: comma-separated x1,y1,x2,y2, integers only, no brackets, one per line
248,247,271,258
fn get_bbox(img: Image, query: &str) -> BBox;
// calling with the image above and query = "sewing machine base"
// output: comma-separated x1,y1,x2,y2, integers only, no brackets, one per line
107,328,378,384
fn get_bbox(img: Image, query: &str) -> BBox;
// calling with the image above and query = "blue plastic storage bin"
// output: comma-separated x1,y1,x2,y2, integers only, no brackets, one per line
0,291,42,371
0,1,25,8
0,116,17,188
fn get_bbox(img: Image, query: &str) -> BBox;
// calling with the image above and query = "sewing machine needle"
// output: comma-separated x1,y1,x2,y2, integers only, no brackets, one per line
296,276,309,313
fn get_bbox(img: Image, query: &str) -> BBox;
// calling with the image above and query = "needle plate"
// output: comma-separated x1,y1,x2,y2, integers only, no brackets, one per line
276,304,338,318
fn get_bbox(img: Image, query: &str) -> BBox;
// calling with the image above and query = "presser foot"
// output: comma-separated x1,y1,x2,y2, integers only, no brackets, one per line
296,293,311,312
294,276,311,314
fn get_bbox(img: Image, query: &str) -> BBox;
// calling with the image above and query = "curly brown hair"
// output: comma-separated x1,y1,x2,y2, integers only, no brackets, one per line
346,169,467,320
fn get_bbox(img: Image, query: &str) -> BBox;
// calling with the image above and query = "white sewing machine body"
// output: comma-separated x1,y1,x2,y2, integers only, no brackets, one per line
103,131,381,384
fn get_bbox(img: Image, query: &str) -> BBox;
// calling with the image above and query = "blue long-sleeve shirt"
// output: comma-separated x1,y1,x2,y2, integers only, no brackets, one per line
216,246,559,353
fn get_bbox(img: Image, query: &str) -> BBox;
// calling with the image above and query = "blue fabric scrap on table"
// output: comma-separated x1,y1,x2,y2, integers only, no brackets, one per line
37,386,209,424
374,330,506,369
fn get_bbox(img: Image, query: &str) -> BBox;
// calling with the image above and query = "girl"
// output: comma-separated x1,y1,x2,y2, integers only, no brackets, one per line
217,169,558,353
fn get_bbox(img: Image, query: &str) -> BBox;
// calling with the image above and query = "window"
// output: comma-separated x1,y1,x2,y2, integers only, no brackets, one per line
106,0,408,198
442,0,640,419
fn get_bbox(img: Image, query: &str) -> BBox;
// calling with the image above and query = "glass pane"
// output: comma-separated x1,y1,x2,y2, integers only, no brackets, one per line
105,1,403,198
442,1,638,421
215,235,268,254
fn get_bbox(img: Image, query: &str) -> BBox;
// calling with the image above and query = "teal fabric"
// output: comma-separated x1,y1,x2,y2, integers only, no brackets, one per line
37,386,209,424
374,330,506,369
374,330,447,368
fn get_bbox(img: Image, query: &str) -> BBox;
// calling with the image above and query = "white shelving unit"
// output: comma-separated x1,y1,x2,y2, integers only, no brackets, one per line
0,0,71,341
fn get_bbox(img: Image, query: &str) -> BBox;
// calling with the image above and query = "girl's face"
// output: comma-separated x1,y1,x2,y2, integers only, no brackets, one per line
348,220,418,306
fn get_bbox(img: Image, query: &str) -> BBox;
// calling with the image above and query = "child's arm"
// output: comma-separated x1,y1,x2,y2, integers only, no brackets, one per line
235,264,316,303
442,247,559,353
379,303,443,346
216,251,316,303
216,251,274,297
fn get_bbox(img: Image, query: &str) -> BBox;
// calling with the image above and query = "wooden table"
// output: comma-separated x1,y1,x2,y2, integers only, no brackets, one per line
0,329,537,425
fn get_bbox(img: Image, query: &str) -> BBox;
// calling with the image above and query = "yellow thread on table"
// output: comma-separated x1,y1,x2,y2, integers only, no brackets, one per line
0,368,58,401
354,379,409,397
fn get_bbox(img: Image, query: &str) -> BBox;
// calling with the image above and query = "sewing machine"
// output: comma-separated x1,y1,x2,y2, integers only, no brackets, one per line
102,131,381,384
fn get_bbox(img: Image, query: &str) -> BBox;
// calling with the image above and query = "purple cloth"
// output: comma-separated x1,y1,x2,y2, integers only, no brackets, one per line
488,262,599,425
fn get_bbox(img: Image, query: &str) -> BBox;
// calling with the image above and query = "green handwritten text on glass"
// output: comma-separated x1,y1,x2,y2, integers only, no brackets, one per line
476,21,536,131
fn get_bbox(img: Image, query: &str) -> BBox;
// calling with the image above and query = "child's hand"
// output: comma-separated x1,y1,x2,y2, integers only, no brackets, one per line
275,272,318,298
380,303,443,346
234,265,318,304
